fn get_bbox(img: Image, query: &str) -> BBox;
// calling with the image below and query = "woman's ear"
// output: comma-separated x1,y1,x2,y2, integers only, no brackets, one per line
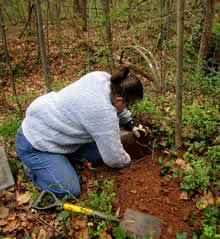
112,96,123,105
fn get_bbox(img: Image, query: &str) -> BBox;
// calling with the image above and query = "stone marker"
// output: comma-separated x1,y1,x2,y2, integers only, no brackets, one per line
0,147,15,190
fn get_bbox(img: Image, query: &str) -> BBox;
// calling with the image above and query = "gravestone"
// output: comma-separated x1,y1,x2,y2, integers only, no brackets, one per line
0,147,15,190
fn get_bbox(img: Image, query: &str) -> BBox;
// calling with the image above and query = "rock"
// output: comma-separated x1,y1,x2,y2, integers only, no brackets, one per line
130,190,137,194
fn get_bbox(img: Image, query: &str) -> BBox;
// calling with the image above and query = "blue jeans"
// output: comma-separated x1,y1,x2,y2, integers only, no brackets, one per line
15,127,102,198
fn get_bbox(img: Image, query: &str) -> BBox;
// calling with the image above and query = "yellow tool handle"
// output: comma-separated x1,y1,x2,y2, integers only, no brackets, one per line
63,203,93,216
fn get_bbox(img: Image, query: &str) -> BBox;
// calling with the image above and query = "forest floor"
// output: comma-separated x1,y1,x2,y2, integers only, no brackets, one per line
0,143,199,239
80,154,197,239
0,25,217,239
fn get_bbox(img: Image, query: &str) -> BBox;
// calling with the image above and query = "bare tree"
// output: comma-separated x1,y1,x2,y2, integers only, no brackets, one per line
198,0,216,69
35,0,51,92
82,0,87,31
18,2,35,39
175,0,184,148
102,0,114,71
127,0,133,29
0,5,22,115
73,0,81,16
55,0,63,58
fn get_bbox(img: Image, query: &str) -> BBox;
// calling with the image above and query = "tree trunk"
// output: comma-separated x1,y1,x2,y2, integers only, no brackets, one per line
127,0,133,29
82,0,87,31
55,0,63,58
18,3,34,39
198,0,215,67
0,5,22,116
35,0,51,92
73,0,81,16
46,0,53,24
46,0,50,57
102,0,114,72
2,7,12,25
34,4,41,58
175,0,184,148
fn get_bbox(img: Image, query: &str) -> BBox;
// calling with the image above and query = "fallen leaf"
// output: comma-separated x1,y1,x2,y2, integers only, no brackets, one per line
87,222,93,227
75,228,89,239
0,206,9,219
8,211,16,220
197,191,215,210
17,191,32,205
100,231,112,239
18,213,27,221
0,219,8,226
176,158,192,171
180,192,188,200
31,232,37,239
37,228,47,239
3,219,20,232
164,106,171,113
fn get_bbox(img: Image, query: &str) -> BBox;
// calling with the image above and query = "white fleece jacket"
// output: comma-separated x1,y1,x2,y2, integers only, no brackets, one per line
22,71,132,168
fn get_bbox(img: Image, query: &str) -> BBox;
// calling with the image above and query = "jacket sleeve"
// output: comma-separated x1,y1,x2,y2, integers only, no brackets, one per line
92,129,131,168
82,109,131,168
117,108,132,125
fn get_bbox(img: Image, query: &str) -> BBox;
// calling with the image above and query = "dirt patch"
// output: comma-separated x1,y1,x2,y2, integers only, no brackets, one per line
80,152,196,239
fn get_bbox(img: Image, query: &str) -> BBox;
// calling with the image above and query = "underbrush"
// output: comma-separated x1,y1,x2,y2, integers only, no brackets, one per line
132,92,219,238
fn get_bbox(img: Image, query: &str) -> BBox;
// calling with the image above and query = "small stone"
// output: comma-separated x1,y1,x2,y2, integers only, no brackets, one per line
130,190,137,194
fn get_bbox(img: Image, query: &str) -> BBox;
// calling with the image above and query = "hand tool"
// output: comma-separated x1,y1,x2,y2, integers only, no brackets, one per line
34,190,163,239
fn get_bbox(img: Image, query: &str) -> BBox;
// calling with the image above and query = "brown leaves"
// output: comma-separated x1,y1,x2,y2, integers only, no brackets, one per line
180,192,189,200
3,219,20,233
70,216,89,239
16,191,32,205
100,231,112,239
197,191,215,210
37,228,48,239
175,158,192,171
0,206,9,219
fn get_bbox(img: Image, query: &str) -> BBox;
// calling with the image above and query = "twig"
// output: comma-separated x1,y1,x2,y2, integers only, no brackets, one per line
135,140,152,152
32,214,59,232
123,45,160,90
19,205,60,232
152,136,159,159
139,46,161,85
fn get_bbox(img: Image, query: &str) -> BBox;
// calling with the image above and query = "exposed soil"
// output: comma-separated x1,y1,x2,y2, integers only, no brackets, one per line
80,143,197,239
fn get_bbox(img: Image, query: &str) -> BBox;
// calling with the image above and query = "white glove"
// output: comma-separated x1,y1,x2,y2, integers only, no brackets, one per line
132,124,149,138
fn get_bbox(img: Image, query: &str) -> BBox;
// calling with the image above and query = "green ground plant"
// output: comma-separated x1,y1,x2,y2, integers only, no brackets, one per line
83,179,116,238
199,205,220,239
131,94,163,122
0,113,22,139
85,179,115,215
180,155,211,191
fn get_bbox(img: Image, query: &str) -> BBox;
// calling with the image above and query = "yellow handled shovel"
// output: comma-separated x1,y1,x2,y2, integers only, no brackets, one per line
34,190,163,239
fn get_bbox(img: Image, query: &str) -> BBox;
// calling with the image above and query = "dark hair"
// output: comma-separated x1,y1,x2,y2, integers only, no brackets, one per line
110,65,143,105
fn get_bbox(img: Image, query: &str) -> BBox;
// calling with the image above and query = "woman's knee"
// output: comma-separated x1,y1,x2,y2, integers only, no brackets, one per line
53,182,81,198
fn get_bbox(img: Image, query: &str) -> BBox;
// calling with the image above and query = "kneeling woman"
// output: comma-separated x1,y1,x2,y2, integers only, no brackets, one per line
16,66,144,198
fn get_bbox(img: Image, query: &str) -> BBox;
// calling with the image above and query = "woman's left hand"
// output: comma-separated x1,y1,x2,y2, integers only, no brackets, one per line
132,124,151,138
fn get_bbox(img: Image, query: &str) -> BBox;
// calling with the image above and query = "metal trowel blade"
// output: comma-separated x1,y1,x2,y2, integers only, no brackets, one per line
120,208,163,239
